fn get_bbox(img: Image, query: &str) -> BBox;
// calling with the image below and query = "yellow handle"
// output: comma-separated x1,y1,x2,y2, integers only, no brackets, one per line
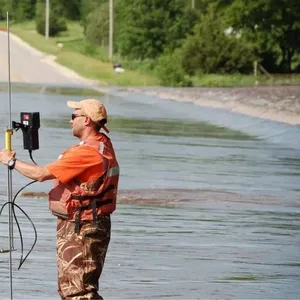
5,129,13,150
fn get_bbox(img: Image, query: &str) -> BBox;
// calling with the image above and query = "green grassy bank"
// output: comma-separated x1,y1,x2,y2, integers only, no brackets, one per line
1,21,300,87
2,21,157,86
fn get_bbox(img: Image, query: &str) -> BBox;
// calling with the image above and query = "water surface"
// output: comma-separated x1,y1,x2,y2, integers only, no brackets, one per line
0,86,299,299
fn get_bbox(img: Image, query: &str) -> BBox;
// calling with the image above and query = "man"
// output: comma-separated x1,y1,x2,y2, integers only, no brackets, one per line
0,99,119,300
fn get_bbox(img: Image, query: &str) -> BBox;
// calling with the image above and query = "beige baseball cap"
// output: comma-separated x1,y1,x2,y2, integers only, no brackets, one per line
67,99,109,133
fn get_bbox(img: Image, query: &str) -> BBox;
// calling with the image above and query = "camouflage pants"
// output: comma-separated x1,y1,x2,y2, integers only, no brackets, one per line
56,215,111,300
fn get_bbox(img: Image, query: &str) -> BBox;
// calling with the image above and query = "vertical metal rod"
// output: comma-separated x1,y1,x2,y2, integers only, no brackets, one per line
6,11,14,300
7,12,12,122
109,0,113,60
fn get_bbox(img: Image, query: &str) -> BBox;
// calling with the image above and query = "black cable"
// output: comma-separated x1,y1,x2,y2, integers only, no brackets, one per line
28,149,37,165
0,150,38,269
12,179,37,270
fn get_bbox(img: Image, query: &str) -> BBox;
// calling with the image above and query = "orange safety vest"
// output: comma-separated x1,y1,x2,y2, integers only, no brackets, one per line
48,134,119,232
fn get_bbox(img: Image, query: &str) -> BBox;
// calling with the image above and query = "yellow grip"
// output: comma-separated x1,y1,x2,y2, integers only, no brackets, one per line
5,129,13,150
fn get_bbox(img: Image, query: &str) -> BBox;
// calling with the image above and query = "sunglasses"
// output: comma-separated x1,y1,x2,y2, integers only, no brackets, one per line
71,114,86,120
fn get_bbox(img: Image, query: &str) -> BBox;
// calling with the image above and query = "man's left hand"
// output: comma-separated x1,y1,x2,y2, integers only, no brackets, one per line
0,149,16,165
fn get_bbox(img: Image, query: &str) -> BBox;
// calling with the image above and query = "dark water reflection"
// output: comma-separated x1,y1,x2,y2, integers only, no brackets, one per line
0,87,299,299
43,116,255,140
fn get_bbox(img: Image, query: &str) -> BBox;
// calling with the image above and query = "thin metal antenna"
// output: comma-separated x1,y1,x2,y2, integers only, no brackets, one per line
6,11,14,300
7,12,12,124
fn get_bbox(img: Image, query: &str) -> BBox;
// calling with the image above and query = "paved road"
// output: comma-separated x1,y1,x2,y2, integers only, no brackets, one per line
0,31,86,85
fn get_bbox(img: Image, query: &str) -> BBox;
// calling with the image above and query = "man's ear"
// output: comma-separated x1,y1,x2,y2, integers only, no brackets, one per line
84,116,92,125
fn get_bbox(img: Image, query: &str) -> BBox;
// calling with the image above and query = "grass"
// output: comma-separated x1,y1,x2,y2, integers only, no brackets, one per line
1,20,300,87
56,52,155,86
193,74,256,87
2,21,157,86
10,21,61,55
192,73,300,87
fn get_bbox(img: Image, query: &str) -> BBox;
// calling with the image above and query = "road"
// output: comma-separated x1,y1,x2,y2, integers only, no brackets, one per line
0,31,88,86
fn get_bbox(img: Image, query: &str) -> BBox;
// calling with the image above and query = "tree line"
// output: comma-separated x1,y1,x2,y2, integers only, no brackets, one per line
1,0,300,86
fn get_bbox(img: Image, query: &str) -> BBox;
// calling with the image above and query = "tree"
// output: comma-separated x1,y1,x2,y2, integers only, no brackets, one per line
0,0,36,21
0,0,7,20
36,0,67,36
85,2,109,46
155,50,193,87
63,0,82,20
81,0,107,33
115,0,197,59
0,0,15,20
15,0,36,21
181,5,256,74
223,0,300,73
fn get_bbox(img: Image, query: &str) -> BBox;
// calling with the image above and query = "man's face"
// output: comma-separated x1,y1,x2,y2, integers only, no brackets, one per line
70,108,86,137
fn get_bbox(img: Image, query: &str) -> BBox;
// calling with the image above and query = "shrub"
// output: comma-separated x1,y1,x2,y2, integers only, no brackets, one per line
85,3,109,46
181,5,256,75
35,0,67,37
155,51,192,87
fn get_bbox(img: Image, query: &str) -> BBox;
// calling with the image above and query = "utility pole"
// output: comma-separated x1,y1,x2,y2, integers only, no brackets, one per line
45,0,50,40
109,0,113,60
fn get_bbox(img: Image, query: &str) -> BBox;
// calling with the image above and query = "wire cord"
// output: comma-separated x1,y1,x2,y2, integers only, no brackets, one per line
0,151,38,269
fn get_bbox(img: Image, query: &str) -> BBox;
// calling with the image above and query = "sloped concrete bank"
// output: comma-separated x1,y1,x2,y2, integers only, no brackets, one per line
119,86,300,125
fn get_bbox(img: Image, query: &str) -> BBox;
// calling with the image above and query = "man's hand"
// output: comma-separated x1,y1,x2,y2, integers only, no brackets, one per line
0,149,16,165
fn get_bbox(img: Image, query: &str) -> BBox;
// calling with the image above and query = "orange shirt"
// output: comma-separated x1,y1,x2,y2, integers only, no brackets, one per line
46,145,105,184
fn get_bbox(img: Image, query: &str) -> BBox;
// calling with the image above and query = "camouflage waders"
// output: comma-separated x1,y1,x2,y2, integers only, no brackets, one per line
56,215,111,300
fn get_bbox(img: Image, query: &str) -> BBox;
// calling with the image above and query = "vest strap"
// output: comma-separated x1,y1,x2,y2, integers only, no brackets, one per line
73,199,113,234
71,185,115,234
74,199,84,234
74,210,81,234
72,199,113,211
